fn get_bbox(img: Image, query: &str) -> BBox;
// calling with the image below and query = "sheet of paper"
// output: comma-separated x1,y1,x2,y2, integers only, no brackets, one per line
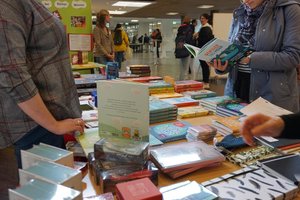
240,97,292,117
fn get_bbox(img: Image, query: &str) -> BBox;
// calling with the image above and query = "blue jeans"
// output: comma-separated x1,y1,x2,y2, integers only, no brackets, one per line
115,51,124,69
14,125,65,168
94,56,109,65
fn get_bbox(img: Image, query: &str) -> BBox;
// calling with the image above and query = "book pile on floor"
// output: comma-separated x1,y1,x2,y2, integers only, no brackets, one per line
186,125,217,142
88,137,159,193
181,89,217,100
150,120,191,143
211,116,241,136
173,80,203,93
199,96,233,113
161,96,199,107
9,143,83,200
150,141,225,179
146,80,174,94
216,101,248,117
177,106,210,118
126,65,151,77
149,99,178,124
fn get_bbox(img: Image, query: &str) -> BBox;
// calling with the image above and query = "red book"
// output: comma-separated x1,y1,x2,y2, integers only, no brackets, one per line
115,178,162,200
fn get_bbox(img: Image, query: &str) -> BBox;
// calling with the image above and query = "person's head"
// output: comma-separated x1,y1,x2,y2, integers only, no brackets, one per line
182,16,191,25
115,23,122,31
96,9,110,26
200,13,210,26
156,29,160,33
191,19,197,26
241,0,266,10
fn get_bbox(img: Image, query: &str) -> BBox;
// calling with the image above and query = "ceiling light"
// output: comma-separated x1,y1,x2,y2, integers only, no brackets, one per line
108,10,127,15
197,5,214,9
157,22,161,25
166,12,178,15
131,19,139,22
147,17,155,20
113,1,153,7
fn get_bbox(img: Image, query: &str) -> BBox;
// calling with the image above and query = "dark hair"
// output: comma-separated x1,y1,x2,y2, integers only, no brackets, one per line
201,13,210,20
114,23,122,31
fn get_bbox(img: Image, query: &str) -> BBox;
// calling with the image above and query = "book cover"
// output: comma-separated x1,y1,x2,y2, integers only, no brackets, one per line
178,106,209,118
106,62,119,80
260,154,300,186
151,92,183,99
161,97,199,107
257,136,300,150
211,116,241,136
97,80,149,141
203,166,298,200
182,90,217,99
184,38,252,66
126,76,163,83
149,120,191,143
174,80,203,89
160,181,218,200
150,141,225,172
115,178,162,200
216,102,248,116
149,99,177,113
83,193,114,200
82,110,98,122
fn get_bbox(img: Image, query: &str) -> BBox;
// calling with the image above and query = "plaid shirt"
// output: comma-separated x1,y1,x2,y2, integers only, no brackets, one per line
0,0,81,148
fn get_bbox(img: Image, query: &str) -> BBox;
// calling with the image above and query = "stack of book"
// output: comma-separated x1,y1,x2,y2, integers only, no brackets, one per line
91,137,159,193
149,99,178,124
160,181,218,200
211,116,241,136
216,101,248,117
126,65,151,77
203,165,299,200
161,96,199,107
150,141,225,178
199,96,233,113
181,89,217,100
177,106,210,118
174,80,203,93
186,125,217,142
82,110,98,128
126,76,163,83
147,80,174,94
150,120,191,143
151,92,183,99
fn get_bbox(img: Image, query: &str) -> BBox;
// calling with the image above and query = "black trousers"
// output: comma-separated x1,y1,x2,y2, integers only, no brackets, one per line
234,71,251,103
200,60,210,83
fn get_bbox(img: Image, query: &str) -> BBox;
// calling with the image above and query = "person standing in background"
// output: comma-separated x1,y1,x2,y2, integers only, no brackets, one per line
155,29,162,58
197,13,214,89
144,33,150,53
113,24,129,69
175,16,194,80
210,0,300,112
0,0,84,169
93,9,114,64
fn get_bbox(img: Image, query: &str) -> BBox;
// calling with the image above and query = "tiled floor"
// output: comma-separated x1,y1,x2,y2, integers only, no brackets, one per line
0,50,226,200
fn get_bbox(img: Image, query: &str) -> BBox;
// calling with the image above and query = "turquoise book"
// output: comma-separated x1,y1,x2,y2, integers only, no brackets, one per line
149,99,177,113
9,179,82,200
150,120,191,143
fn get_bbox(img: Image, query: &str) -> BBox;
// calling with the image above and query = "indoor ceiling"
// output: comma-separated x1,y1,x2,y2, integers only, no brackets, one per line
92,0,241,20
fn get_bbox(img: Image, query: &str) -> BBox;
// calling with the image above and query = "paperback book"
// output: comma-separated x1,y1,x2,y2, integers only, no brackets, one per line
149,120,191,143
184,38,252,66
182,89,217,100
161,97,199,107
178,106,210,118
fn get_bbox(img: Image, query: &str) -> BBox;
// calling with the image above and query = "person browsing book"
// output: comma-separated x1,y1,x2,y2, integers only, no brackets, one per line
241,113,300,146
210,0,300,112
93,9,114,64
0,0,84,168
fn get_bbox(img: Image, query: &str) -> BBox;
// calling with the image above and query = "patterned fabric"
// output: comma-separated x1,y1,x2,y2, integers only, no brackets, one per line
0,0,81,148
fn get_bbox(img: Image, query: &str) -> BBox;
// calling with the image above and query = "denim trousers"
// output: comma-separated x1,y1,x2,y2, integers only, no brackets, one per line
14,125,65,168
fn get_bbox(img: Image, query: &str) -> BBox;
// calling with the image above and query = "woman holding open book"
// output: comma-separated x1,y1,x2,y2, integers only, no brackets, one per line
210,0,300,112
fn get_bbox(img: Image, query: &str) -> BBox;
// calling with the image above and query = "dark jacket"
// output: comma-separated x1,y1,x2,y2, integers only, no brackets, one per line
197,26,214,48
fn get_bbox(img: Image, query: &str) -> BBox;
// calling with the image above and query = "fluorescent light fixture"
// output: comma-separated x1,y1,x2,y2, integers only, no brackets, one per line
113,1,152,7
157,22,161,25
131,19,139,22
108,10,127,15
172,21,177,25
125,22,129,25
197,5,214,9
166,12,178,15
147,17,155,20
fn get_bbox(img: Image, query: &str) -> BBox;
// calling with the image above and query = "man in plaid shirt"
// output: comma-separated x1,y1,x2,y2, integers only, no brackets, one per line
0,0,84,168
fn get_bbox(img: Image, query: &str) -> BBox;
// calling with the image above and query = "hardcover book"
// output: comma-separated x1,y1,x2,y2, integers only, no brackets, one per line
260,154,300,186
160,181,218,200
9,179,82,200
149,120,191,143
150,141,225,172
203,166,298,200
184,38,252,67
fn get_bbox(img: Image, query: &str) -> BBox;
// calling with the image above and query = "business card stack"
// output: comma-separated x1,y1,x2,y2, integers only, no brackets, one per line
149,99,178,124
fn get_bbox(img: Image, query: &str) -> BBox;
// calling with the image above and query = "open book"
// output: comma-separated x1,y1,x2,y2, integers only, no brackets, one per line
184,38,252,66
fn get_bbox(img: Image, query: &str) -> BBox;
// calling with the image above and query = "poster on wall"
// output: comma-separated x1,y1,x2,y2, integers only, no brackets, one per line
68,34,92,51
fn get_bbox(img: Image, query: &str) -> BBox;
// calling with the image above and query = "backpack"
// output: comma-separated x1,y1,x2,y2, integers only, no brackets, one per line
114,30,123,45
174,24,193,58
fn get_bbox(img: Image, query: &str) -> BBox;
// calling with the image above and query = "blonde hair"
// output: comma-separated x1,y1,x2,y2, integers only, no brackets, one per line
96,9,109,26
